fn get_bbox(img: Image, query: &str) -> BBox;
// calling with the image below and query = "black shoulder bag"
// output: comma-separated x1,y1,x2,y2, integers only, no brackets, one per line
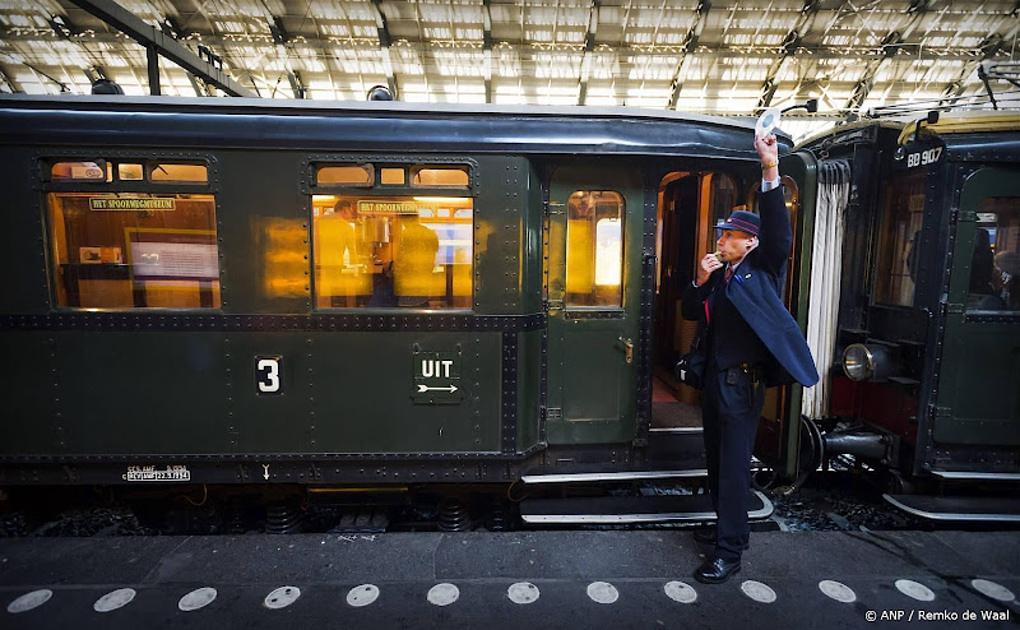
673,321,707,390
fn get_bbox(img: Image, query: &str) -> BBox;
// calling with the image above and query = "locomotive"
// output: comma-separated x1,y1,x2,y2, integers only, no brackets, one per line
796,105,1020,522
0,92,1016,529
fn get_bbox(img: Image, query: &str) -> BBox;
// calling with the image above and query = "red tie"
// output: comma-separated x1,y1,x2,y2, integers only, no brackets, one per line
724,265,734,284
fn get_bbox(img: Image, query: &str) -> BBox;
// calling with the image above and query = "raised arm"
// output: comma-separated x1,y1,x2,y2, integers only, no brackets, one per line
753,133,792,277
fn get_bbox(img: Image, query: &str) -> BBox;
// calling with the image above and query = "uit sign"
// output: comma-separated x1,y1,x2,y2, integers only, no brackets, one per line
412,350,463,405
89,198,176,211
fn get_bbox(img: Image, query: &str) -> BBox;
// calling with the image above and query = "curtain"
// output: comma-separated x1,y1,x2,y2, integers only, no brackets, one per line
802,160,852,419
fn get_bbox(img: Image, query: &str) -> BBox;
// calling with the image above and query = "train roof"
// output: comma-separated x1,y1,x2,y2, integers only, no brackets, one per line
797,110,1020,162
0,94,790,162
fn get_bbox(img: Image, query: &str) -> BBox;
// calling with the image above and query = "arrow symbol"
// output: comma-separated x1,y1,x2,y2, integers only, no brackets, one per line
417,384,459,393
262,464,270,481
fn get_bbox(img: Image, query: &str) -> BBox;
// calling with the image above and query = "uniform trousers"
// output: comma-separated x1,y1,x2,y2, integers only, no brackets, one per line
701,359,766,561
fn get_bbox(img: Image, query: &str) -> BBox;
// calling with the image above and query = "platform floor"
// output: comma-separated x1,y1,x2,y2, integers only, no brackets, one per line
1,529,1017,629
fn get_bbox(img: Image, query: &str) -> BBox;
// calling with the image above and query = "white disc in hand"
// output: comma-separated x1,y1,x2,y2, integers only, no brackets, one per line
755,107,781,136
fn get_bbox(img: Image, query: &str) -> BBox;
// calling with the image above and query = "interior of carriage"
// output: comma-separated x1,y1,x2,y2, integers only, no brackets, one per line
650,169,802,432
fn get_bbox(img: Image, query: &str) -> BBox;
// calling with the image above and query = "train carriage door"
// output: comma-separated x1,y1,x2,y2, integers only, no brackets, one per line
932,167,1020,460
545,164,644,443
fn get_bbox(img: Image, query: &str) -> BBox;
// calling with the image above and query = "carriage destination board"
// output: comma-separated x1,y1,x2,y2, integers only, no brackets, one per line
412,350,463,404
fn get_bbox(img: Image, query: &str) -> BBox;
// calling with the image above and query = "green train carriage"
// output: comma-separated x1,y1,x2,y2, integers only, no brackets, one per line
0,94,811,525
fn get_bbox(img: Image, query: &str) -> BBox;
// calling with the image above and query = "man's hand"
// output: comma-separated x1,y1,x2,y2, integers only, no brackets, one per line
754,133,779,182
696,253,723,286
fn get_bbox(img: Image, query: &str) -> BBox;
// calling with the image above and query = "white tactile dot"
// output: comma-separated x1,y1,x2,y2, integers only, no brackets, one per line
93,588,136,613
507,582,540,605
346,584,380,607
586,582,619,604
178,587,217,612
663,581,698,604
740,580,777,604
427,583,459,607
818,580,856,603
895,579,935,602
263,586,301,610
971,579,1015,602
6,589,53,614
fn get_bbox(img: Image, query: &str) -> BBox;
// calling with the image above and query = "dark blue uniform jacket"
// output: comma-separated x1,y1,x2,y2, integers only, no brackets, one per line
682,186,819,388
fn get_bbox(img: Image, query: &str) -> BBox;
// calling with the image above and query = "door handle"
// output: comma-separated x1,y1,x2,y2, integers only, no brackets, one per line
617,336,634,364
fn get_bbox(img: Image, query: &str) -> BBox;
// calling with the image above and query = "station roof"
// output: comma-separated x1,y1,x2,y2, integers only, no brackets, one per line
1,0,1019,142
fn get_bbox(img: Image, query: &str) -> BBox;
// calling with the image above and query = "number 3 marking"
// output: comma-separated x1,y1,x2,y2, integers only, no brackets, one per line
256,357,281,394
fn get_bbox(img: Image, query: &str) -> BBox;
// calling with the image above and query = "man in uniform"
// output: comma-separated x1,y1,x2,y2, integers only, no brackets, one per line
681,133,819,584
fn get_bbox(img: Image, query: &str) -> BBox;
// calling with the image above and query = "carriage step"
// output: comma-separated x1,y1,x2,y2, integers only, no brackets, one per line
928,469,1020,481
646,429,705,463
521,468,707,485
883,494,1020,522
520,489,773,524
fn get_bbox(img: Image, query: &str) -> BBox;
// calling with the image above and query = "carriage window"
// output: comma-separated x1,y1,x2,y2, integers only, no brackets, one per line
875,171,926,307
46,192,220,309
149,163,208,183
317,164,373,186
706,173,740,255
50,160,107,181
311,195,472,308
380,168,405,185
413,167,469,188
966,197,1020,312
118,163,143,181
566,190,624,307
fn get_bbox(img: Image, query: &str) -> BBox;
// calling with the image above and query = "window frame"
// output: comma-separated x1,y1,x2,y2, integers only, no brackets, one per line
146,161,211,184
563,189,626,310
308,158,477,312
39,153,220,313
872,169,929,309
963,195,1020,314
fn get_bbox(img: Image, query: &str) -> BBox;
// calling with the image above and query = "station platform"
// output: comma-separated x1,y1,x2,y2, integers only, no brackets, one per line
1,529,1017,629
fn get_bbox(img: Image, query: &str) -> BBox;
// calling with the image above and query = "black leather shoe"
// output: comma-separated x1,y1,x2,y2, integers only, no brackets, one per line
693,556,741,584
692,525,716,544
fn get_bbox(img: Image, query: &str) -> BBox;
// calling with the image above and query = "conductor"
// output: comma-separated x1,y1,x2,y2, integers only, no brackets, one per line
682,133,819,584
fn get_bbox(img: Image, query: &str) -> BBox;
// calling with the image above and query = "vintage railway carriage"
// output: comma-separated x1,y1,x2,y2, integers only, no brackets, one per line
798,111,1020,520
0,95,817,524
